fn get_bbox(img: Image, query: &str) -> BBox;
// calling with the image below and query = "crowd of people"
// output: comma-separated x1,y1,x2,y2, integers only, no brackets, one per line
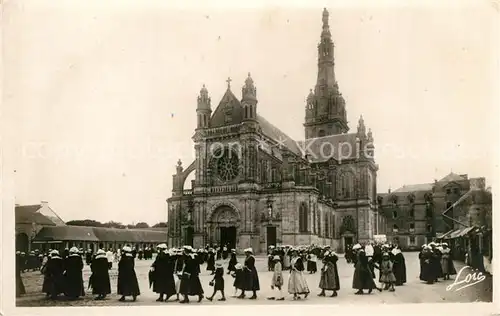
15,239,458,303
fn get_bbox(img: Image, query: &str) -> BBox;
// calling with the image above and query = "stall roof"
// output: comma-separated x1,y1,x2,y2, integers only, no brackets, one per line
34,226,167,243
34,226,99,242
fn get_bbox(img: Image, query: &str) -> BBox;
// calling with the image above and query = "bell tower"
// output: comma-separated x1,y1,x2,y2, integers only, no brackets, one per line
304,8,349,139
196,84,211,129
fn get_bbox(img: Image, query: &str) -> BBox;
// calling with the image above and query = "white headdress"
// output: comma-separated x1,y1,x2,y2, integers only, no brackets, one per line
157,243,167,249
244,248,253,254
352,244,362,250
69,247,79,253
122,246,132,252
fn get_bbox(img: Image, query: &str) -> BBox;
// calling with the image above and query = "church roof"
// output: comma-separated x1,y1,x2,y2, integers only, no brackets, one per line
209,88,303,157
438,172,467,183
297,133,358,162
392,183,434,193
256,114,303,156
15,205,57,226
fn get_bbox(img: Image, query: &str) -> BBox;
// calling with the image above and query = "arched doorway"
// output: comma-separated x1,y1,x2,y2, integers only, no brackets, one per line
209,205,239,249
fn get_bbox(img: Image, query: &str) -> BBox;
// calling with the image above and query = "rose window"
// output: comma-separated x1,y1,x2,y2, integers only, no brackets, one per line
213,148,239,182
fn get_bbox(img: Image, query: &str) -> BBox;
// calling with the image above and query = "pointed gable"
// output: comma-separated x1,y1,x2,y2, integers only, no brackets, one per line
209,89,244,128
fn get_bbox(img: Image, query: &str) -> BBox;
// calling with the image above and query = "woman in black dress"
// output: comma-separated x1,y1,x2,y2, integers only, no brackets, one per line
64,247,85,300
178,246,204,304
391,247,407,286
117,246,140,301
90,249,111,300
352,244,382,295
43,250,65,300
238,248,260,300
227,249,237,274
150,244,176,302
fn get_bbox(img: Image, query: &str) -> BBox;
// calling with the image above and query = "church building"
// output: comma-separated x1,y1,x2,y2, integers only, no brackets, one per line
167,9,381,253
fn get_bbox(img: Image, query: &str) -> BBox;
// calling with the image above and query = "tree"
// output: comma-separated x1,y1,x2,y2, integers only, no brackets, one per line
66,219,103,227
152,222,168,228
102,221,126,229
135,222,150,228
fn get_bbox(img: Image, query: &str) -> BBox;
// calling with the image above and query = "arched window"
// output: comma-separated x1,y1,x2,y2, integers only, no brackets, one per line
299,203,308,233
331,214,335,237
318,130,326,137
339,172,354,198
316,206,321,235
324,213,329,238
367,172,373,201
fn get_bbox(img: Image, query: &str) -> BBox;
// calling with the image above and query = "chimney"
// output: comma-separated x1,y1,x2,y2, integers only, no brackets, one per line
460,174,468,180
388,188,391,193
41,201,48,207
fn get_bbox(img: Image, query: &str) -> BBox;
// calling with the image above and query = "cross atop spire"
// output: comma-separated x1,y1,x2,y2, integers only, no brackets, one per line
226,77,232,90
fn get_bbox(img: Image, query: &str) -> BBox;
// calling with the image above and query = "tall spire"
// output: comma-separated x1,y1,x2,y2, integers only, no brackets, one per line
357,115,366,136
316,8,335,91
304,8,348,139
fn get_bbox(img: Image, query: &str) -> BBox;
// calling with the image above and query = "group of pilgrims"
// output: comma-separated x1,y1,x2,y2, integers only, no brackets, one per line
15,239,458,302
418,241,457,283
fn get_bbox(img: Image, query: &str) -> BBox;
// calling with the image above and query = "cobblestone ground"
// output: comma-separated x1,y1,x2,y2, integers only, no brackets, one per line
16,252,492,306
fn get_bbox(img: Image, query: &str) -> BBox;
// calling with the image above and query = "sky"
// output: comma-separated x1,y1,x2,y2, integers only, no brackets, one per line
3,1,499,226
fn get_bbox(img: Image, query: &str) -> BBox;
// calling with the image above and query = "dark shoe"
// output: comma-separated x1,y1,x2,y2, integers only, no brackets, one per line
156,297,164,302
368,289,372,294
249,295,257,299
119,296,125,302
267,297,275,300
237,294,245,299
277,297,285,301
304,293,308,298
198,295,203,302
132,295,137,302
318,293,325,297
331,291,338,297
218,298,226,301
206,297,213,301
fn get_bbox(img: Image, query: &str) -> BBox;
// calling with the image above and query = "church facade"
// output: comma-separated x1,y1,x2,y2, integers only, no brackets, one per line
167,9,382,254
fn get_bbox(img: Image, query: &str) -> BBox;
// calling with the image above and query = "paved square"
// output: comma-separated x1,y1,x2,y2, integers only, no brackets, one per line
16,252,492,306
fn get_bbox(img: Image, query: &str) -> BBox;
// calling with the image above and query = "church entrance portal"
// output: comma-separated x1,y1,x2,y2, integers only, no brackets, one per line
210,205,239,248
220,227,236,250
185,227,194,247
267,226,277,247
